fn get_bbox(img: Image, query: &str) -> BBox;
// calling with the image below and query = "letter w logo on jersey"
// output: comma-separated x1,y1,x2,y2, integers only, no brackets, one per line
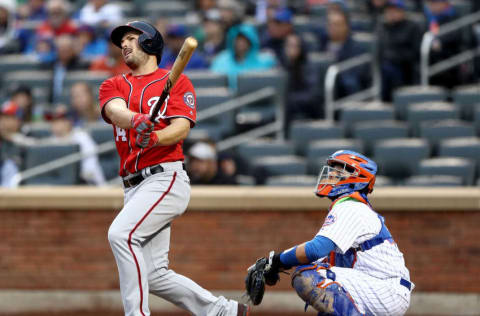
147,95,169,122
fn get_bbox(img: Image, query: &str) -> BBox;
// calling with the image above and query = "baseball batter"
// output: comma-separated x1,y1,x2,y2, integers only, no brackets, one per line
99,21,249,316
250,150,414,316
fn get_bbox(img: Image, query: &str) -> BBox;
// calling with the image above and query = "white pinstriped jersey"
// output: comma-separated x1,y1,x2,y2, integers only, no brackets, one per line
316,199,414,316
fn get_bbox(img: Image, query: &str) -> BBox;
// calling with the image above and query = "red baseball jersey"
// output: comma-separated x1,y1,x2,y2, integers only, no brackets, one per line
99,68,196,177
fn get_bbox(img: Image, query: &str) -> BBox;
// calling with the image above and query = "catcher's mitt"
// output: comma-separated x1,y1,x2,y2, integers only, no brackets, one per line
245,251,280,305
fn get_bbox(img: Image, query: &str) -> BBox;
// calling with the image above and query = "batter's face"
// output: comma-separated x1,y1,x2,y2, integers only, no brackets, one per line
121,31,149,69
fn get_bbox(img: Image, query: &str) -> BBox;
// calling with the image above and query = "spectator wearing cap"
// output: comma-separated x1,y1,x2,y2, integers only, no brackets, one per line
76,24,108,61
77,0,122,30
187,141,237,185
210,23,276,90
44,105,106,185
260,7,297,62
0,0,19,54
320,8,368,98
378,0,422,101
159,24,208,70
0,103,25,142
7,85,35,123
424,0,467,88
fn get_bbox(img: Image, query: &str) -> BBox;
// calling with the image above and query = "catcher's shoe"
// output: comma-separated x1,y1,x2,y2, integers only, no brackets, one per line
237,303,250,316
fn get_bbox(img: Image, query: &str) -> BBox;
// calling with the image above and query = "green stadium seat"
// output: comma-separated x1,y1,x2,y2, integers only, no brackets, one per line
265,175,317,187
25,123,51,138
451,84,480,120
0,54,42,72
252,155,307,179
418,157,476,186
185,71,228,88
419,119,475,151
306,139,364,174
403,175,464,186
23,143,80,185
393,85,448,120
196,87,234,136
63,71,110,91
236,139,295,161
290,120,345,156
339,101,395,136
373,138,430,179
438,137,480,177
352,120,408,155
2,71,53,90
406,102,459,136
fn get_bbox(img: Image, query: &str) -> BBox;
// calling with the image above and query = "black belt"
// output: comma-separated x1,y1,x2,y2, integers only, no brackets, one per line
400,278,412,291
122,163,185,188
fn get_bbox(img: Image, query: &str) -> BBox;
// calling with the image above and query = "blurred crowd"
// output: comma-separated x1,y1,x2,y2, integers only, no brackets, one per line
0,0,479,187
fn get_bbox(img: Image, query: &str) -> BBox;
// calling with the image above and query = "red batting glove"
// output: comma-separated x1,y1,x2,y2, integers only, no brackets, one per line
135,130,159,148
131,113,154,134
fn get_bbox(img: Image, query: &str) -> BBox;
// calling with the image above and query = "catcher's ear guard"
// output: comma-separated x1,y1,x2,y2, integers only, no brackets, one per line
245,257,267,305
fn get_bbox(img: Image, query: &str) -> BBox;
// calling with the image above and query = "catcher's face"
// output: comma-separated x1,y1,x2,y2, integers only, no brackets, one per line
121,31,149,69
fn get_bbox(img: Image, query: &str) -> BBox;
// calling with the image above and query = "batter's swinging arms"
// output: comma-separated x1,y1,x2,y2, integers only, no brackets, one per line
247,150,414,316
99,21,249,316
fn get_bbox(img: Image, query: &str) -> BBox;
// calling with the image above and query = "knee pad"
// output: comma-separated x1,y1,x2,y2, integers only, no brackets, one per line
291,264,362,316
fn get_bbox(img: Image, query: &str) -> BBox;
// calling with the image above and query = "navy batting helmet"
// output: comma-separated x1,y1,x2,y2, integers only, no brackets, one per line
110,21,164,63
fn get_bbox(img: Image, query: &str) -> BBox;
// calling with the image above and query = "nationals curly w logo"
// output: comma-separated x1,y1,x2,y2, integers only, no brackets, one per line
147,95,169,122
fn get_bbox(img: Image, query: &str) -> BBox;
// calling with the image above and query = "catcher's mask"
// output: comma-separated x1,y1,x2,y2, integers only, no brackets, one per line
315,150,377,198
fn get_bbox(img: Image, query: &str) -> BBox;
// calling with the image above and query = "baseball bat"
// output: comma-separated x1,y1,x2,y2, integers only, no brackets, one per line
150,36,198,122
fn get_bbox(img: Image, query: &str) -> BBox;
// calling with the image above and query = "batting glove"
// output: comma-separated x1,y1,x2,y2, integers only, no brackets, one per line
135,130,159,148
131,113,154,134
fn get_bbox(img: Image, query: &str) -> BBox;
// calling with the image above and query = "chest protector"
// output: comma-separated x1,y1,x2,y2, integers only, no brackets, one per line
326,192,394,268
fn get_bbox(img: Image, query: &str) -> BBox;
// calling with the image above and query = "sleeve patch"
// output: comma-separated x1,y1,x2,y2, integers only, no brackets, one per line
183,92,195,109
322,214,337,227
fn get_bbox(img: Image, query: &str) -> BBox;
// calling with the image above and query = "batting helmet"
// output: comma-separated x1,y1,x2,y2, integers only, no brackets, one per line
110,21,164,63
315,150,377,198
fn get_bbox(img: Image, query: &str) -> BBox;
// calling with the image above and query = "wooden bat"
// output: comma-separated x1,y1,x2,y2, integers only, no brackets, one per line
150,36,198,122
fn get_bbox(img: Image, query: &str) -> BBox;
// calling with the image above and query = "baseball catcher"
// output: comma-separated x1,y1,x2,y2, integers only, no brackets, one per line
245,150,414,316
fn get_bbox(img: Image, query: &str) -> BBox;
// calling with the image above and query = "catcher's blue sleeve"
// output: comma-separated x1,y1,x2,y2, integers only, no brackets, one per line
280,236,335,267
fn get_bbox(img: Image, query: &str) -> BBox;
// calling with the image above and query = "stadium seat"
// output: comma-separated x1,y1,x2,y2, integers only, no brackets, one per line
237,69,287,97
352,120,408,155
185,71,228,88
417,157,475,186
406,102,459,136
87,123,119,181
252,155,307,181
63,71,110,91
451,84,480,120
236,139,295,161
438,137,480,176
196,87,234,136
235,105,276,132
25,123,52,138
289,120,345,156
265,175,317,187
373,138,430,179
352,32,375,53
403,175,464,187
0,54,42,72
306,139,364,174
339,101,395,136
374,175,395,187
393,85,448,120
2,71,53,90
475,105,480,135
419,119,476,151
23,143,80,185
187,124,223,142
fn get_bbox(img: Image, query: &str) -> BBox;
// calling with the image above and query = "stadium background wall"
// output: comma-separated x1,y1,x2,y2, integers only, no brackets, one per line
0,187,479,314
